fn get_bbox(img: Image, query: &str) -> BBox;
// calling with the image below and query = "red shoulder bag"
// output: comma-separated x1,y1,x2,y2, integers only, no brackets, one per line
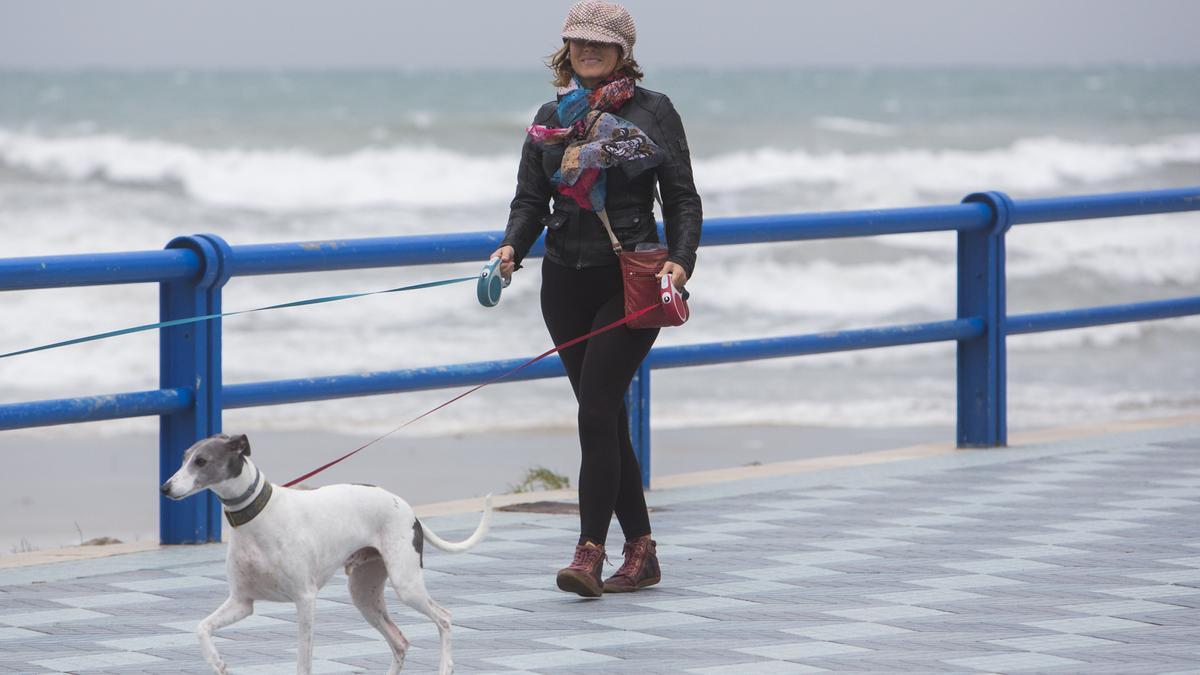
599,212,690,330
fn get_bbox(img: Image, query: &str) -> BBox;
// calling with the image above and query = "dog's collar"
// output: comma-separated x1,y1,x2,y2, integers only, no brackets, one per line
218,463,260,506
224,481,273,528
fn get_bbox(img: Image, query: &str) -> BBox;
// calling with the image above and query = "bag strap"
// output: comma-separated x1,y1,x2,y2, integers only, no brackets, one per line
596,210,623,254
597,183,664,256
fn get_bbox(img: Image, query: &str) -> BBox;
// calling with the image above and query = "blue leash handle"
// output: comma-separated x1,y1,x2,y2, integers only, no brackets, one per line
476,257,511,308
1,276,477,360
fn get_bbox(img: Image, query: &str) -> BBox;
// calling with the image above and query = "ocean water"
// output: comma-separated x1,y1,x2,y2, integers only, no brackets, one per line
1,66,1198,439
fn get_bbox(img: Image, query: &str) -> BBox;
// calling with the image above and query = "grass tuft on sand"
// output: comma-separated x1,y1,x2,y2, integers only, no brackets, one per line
509,466,571,493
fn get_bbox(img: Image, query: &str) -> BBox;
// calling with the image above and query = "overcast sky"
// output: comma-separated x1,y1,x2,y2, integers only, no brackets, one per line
1,0,1198,69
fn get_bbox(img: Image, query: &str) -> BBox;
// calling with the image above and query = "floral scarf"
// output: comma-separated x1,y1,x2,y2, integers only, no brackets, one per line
526,76,662,211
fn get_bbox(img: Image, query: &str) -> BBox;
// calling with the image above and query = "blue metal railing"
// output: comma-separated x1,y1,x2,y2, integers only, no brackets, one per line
1,187,1197,544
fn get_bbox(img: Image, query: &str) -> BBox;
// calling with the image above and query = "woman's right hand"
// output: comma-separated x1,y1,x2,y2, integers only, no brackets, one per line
491,246,516,280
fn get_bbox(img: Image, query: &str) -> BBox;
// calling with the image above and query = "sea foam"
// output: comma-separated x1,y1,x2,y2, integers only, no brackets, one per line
2,128,1197,212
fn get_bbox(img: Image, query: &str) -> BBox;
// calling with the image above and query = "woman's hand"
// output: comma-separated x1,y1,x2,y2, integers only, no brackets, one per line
491,246,516,280
657,261,688,289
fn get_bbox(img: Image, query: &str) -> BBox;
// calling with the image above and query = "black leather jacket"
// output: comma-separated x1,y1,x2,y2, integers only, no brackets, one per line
502,87,703,278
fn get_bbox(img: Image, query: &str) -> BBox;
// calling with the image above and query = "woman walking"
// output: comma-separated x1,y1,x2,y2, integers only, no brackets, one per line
491,0,702,597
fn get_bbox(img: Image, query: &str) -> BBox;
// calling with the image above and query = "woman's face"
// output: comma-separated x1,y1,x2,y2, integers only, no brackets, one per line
568,39,621,85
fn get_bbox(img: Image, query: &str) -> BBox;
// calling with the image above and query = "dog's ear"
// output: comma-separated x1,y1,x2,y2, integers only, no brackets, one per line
228,434,251,456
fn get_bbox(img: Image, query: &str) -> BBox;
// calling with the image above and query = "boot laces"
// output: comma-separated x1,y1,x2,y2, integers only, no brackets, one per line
570,543,607,569
613,539,646,577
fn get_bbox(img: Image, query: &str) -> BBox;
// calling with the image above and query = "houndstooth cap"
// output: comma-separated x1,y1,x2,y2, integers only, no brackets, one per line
561,0,636,56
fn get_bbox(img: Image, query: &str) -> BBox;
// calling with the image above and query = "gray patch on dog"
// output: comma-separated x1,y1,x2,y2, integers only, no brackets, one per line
228,433,251,456
184,434,245,490
412,518,424,568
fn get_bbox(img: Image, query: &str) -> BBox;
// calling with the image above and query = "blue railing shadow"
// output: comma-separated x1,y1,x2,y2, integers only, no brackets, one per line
1,187,1198,544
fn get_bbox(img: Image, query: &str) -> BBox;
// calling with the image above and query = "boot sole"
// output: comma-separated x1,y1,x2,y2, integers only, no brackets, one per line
603,575,661,593
557,570,603,598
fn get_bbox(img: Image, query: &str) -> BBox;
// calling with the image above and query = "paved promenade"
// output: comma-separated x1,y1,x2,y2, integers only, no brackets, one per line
2,421,1199,673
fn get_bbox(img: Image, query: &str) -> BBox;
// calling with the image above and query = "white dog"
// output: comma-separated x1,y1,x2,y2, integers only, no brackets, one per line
161,433,492,675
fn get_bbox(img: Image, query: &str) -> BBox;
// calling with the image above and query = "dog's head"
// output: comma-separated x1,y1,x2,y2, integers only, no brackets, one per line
160,433,252,500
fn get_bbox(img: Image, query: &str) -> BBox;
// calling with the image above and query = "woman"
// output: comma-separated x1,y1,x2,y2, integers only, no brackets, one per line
491,0,702,597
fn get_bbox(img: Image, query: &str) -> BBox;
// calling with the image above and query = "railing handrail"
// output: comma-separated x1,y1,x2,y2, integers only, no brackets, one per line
1,186,1197,544
6,187,1196,291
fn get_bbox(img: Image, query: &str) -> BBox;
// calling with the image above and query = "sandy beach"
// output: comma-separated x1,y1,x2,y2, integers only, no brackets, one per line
0,423,951,554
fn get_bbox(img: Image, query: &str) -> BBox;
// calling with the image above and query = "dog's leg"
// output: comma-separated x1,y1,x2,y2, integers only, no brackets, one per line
391,575,453,675
348,555,410,674
198,595,252,674
294,593,317,675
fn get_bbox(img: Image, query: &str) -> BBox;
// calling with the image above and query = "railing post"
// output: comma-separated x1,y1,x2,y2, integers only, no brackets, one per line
160,234,232,544
625,361,652,488
957,192,1012,447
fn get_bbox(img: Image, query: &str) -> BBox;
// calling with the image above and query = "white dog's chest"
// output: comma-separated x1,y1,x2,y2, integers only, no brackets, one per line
226,544,303,602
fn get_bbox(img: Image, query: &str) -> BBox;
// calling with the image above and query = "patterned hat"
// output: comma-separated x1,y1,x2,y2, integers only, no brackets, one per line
561,1,637,57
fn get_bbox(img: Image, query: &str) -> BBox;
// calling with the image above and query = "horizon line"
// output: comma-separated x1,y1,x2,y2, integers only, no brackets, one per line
2,60,1199,73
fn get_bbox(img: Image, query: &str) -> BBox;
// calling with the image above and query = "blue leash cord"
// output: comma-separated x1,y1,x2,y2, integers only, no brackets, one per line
0,276,477,360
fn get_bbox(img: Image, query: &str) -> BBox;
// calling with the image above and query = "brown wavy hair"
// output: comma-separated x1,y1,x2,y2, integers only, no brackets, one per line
547,42,645,87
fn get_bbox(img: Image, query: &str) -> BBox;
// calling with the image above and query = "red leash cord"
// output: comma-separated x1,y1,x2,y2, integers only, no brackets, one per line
282,303,659,487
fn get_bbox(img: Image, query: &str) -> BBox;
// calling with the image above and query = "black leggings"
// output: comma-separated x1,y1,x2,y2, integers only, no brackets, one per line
541,257,659,546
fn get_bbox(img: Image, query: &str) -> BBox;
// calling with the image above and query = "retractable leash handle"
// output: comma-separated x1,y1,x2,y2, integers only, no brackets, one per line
477,257,511,307
660,274,690,326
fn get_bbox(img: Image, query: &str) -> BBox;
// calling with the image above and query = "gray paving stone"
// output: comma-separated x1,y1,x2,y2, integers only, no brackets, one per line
1024,616,1159,634
52,592,170,609
1127,569,1200,583
987,633,1124,652
30,651,167,672
736,640,871,660
1060,599,1189,616
767,550,877,566
825,605,951,621
1010,531,1119,545
535,629,667,649
718,509,817,522
803,537,912,551
882,514,982,527
724,565,845,581
943,651,1085,671
0,608,111,627
782,622,913,640
866,588,985,605
978,545,1088,559
235,660,356,674
482,648,620,669
941,558,1061,574
687,661,827,673
904,574,1024,590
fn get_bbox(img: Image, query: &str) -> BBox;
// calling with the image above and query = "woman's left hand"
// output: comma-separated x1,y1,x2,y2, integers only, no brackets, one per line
657,261,688,289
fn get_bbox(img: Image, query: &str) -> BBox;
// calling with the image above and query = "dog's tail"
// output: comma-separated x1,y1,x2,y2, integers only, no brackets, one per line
421,493,493,553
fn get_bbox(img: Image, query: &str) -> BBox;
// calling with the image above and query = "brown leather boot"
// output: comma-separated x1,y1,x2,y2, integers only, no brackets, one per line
556,541,606,597
603,534,660,593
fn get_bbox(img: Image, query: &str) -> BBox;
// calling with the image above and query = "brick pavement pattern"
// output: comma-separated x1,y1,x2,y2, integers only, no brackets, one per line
2,425,1198,673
